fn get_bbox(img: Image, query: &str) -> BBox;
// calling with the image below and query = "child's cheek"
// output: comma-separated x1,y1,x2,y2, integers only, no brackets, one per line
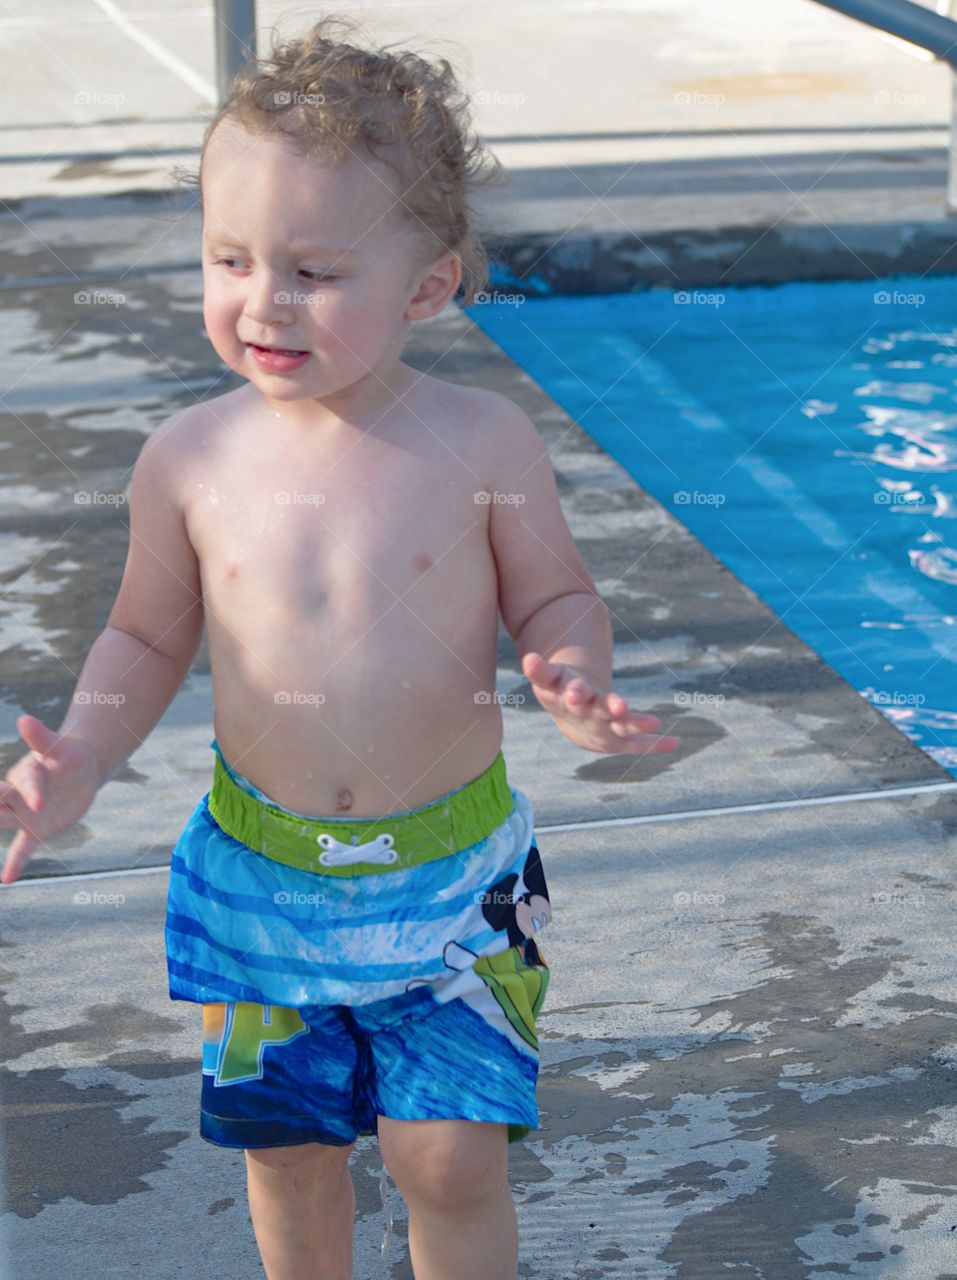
203,292,243,368
314,299,389,371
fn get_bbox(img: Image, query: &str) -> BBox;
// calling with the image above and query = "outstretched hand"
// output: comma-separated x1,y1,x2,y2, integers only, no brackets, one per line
0,714,102,885
521,652,682,756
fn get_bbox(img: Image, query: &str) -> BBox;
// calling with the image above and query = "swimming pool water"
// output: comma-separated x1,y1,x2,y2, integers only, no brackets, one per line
468,274,957,777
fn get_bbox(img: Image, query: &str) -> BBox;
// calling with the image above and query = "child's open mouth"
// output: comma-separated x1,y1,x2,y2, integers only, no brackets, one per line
247,344,311,373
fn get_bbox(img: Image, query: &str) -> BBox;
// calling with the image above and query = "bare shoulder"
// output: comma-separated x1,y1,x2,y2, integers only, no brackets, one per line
422,378,544,483
150,385,245,451
138,387,245,497
435,380,536,432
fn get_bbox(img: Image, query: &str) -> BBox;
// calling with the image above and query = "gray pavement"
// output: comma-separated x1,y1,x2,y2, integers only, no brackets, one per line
6,0,957,285
4,3,957,1279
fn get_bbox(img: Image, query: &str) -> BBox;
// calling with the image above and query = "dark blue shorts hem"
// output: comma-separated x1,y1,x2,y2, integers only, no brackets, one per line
200,1111,361,1149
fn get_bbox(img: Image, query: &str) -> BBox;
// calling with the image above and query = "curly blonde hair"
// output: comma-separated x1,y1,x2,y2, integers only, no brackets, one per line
172,13,505,306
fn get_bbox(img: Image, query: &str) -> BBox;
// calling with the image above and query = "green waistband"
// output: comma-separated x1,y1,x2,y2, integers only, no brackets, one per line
206,750,515,877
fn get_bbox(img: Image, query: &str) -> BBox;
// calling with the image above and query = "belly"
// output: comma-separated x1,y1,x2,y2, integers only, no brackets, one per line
186,426,507,815
204,570,506,816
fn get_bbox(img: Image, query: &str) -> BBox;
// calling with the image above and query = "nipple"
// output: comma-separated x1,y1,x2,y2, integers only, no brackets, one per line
336,786,354,811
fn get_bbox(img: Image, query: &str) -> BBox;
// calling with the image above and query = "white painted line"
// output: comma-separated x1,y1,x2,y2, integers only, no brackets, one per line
0,8,213,28
1,863,171,888
4,778,955,888
90,0,217,104
535,779,957,834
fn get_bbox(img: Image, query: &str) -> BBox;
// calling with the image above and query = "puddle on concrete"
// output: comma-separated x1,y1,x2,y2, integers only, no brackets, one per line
514,910,957,1276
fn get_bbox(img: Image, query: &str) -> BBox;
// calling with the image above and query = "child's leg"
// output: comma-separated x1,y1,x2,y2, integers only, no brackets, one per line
377,1117,517,1280
245,1140,357,1280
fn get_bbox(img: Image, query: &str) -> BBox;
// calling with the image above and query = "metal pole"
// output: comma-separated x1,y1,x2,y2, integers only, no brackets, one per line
214,0,257,106
943,0,957,215
811,0,957,215
808,0,957,67
949,51,957,214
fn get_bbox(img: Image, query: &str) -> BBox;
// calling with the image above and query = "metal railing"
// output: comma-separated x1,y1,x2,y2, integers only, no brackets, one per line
809,0,957,212
811,0,957,62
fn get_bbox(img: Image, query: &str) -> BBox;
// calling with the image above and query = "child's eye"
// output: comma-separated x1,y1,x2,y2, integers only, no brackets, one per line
208,259,338,283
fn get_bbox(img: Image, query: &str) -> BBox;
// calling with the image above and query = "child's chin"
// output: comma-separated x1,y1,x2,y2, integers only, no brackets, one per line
251,381,315,399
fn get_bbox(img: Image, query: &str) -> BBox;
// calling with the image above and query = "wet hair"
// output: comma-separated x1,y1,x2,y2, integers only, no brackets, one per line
172,13,505,306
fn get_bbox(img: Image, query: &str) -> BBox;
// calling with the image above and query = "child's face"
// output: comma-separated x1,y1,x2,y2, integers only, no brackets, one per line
200,119,452,410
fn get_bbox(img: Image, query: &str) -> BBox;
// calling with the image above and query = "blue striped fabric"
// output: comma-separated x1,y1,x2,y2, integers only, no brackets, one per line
165,742,547,1009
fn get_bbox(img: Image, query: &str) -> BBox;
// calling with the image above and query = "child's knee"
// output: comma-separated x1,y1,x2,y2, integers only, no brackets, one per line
379,1118,507,1210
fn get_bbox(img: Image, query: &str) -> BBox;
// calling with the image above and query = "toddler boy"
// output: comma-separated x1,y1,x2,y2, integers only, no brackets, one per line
0,15,679,1279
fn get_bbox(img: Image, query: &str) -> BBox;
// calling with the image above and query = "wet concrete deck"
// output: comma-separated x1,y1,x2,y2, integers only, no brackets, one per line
4,2,957,1278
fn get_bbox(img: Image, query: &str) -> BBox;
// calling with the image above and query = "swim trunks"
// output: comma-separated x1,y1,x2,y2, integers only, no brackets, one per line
166,741,553,1145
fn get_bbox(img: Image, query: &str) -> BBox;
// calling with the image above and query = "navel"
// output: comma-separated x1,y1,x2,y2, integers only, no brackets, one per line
335,786,354,811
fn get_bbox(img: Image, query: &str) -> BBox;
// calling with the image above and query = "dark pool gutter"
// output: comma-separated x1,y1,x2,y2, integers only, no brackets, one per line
481,0,957,294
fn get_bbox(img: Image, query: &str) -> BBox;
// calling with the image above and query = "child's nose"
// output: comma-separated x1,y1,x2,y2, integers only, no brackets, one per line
245,269,293,326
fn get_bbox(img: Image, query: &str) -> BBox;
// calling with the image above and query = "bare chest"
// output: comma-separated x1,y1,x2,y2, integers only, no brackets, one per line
184,431,493,624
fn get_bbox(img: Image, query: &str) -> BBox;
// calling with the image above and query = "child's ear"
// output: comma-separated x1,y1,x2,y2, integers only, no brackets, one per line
405,250,462,320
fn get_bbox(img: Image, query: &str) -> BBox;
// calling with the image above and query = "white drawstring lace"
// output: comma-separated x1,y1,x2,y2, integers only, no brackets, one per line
315,831,399,866
312,787,531,869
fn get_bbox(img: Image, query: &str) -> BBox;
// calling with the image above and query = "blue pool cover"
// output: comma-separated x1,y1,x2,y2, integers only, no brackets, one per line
469,274,957,777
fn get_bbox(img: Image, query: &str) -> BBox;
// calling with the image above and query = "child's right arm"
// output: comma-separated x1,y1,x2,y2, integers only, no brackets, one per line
0,414,204,885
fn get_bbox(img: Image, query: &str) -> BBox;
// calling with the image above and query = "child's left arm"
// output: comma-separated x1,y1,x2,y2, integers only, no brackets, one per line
488,401,681,757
